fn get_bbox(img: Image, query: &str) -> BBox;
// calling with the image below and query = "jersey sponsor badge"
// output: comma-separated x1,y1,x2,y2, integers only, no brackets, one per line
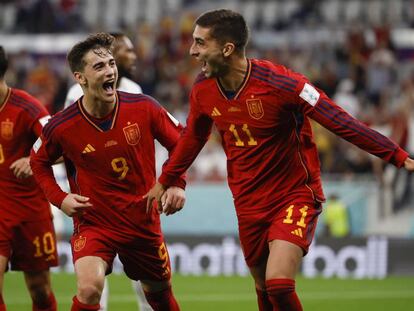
123,122,141,145
246,99,264,120
1,118,13,140
33,137,42,153
299,83,320,106
73,235,86,252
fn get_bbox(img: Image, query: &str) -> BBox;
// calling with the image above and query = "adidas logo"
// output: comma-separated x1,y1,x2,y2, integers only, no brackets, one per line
211,107,222,117
82,144,96,154
291,228,303,238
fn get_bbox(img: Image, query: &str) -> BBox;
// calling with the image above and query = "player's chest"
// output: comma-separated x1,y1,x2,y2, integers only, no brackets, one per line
0,109,27,146
202,90,293,139
62,114,151,163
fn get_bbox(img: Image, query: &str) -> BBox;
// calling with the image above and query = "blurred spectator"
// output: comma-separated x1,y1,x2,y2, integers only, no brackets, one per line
323,194,350,238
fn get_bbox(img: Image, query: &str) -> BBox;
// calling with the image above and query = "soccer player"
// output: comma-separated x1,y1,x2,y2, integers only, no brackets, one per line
145,9,414,311
0,46,58,311
62,32,151,311
30,33,184,311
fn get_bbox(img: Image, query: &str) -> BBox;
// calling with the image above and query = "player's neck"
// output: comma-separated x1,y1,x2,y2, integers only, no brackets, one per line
82,95,116,118
218,57,248,91
0,80,8,108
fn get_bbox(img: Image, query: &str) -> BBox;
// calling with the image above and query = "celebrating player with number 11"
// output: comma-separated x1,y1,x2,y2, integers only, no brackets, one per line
30,33,184,311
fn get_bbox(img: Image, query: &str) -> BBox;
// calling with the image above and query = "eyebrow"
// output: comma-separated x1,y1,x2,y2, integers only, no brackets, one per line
91,58,115,69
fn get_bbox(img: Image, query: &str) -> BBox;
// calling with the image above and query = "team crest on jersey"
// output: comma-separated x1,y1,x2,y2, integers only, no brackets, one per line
123,123,141,145
73,235,86,252
246,99,264,120
1,118,13,140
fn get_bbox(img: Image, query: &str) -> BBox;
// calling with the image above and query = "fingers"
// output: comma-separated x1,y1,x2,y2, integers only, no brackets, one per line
61,194,93,217
146,195,155,214
162,188,185,216
9,159,32,178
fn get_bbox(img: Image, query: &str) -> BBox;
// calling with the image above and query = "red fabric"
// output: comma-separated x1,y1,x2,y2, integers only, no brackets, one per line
239,200,321,267
31,92,185,235
0,294,6,311
0,88,51,221
159,58,409,216
3,218,58,271
266,278,302,311
33,292,57,311
71,296,100,311
256,288,273,311
144,287,180,311
70,226,171,281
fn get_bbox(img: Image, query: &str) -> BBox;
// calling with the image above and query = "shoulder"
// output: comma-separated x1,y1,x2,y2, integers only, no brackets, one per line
118,77,142,94
250,58,302,92
9,88,48,118
118,91,161,110
42,103,80,139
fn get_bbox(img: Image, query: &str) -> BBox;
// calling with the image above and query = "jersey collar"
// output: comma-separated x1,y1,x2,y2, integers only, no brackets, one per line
0,88,11,113
77,92,120,132
216,58,251,100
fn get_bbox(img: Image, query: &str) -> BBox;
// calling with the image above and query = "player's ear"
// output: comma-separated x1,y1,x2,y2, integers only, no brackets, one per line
74,71,87,86
222,42,235,57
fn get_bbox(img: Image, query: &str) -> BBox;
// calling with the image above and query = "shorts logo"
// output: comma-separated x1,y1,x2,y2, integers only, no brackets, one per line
291,228,303,238
123,123,140,145
73,235,86,252
1,118,13,140
246,99,264,120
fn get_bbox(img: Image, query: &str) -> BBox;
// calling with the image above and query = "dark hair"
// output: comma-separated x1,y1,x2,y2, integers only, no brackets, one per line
67,32,115,73
0,46,8,78
195,9,249,53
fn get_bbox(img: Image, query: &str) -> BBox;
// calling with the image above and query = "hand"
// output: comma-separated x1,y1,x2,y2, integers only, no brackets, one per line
160,186,186,216
404,157,414,172
61,193,93,217
9,157,32,178
144,182,166,214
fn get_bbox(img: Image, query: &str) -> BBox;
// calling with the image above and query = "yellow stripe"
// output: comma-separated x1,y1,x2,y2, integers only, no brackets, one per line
0,88,11,113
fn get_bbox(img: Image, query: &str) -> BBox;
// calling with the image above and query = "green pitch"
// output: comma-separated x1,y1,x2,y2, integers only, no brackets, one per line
3,273,414,310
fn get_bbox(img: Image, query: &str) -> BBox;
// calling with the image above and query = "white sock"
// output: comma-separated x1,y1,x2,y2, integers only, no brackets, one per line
132,280,153,311
99,277,109,311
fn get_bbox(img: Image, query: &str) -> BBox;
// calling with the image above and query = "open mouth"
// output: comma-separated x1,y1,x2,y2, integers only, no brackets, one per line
102,80,115,95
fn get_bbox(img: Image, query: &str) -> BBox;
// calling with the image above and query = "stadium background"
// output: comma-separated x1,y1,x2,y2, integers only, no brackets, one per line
1,0,414,310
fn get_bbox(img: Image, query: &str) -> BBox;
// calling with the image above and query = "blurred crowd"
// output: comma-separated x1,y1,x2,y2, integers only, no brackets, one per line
1,0,414,189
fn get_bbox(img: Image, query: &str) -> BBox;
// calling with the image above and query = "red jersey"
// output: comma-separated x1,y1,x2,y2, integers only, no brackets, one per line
31,91,184,238
159,59,408,216
0,88,51,221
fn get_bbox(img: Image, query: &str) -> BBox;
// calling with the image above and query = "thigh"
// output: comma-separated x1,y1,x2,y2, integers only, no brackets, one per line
119,239,171,282
10,218,58,271
74,256,108,289
266,239,303,280
71,227,116,275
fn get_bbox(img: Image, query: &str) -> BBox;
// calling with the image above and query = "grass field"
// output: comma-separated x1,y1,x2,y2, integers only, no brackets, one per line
3,273,414,310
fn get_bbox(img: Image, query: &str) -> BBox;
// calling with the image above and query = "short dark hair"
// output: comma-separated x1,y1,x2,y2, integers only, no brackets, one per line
195,9,249,53
67,33,115,73
0,46,8,79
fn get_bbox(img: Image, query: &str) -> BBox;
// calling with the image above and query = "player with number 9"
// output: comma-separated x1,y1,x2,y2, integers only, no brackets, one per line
30,33,184,311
